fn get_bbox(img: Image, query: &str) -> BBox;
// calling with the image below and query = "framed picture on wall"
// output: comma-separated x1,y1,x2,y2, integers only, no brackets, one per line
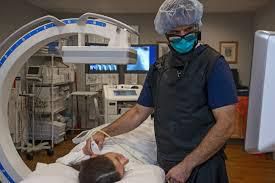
219,41,238,64
158,41,170,57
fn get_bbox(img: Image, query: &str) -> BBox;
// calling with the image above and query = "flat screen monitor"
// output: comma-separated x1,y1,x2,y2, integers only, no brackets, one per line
126,45,158,72
86,44,158,73
89,64,117,72
27,66,40,75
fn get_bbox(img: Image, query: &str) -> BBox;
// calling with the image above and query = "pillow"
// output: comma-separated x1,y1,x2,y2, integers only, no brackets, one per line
117,165,165,183
21,176,77,183
21,163,165,183
20,163,79,183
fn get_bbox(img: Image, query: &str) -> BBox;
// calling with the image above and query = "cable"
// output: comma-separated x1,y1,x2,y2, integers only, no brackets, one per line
85,129,146,164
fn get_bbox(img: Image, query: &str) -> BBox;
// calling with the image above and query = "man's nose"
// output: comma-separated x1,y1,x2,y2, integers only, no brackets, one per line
180,30,189,36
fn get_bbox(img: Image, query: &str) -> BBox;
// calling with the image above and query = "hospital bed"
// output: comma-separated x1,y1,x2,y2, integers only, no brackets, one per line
21,119,166,183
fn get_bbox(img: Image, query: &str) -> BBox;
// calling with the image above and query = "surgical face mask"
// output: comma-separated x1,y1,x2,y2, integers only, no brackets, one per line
167,32,198,54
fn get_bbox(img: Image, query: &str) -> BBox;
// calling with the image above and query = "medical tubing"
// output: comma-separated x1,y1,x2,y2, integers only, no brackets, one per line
86,129,146,164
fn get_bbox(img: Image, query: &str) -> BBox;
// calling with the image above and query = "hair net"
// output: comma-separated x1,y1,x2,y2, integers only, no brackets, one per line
154,0,203,35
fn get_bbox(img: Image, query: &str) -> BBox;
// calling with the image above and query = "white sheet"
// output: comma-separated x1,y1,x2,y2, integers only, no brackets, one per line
21,163,79,183
57,118,158,168
21,163,165,183
21,119,165,183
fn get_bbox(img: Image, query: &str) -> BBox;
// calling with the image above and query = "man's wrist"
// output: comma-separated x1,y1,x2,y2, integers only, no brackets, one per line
101,126,111,134
98,129,109,138
181,155,197,170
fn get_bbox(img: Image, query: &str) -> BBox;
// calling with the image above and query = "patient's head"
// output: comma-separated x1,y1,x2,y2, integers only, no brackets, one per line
77,152,129,183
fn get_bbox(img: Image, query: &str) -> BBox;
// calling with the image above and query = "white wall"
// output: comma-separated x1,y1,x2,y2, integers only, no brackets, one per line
254,0,275,32
0,0,47,42
202,13,254,86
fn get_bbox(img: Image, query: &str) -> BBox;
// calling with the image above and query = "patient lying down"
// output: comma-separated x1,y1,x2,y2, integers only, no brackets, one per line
72,152,129,183
21,152,164,183
22,121,164,183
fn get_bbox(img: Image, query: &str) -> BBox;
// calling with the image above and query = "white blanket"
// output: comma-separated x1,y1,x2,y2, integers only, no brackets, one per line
21,119,165,183
21,163,164,183
57,118,158,168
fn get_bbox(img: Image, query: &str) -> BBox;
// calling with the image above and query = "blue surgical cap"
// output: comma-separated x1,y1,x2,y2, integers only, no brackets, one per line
154,0,203,35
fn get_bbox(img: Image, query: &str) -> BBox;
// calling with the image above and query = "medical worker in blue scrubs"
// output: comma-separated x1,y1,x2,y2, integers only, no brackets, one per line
84,0,238,182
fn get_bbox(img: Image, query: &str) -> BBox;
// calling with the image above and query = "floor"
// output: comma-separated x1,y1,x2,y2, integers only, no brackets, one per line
20,136,275,183
226,143,275,183
19,132,77,170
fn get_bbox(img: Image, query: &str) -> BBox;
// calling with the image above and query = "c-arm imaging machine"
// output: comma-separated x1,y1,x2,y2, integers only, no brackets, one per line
0,13,138,182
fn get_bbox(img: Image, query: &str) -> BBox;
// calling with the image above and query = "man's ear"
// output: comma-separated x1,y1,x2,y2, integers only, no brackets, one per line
197,31,201,41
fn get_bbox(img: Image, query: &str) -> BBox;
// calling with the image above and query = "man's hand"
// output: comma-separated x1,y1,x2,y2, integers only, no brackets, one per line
166,161,194,183
82,131,105,156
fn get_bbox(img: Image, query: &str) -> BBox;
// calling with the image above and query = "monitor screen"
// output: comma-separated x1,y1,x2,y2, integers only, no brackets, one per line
127,45,158,72
86,44,158,73
89,64,117,72
27,66,40,75
113,90,137,96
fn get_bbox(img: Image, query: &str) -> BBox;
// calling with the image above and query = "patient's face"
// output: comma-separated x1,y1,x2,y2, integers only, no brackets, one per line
103,152,129,177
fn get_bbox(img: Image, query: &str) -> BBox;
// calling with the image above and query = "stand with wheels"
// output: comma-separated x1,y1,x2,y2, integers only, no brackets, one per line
20,79,52,160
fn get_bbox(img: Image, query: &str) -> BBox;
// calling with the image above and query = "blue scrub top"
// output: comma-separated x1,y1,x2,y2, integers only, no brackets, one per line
137,45,238,109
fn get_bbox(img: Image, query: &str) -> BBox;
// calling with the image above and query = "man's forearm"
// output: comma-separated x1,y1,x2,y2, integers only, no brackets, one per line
183,119,234,169
102,105,152,137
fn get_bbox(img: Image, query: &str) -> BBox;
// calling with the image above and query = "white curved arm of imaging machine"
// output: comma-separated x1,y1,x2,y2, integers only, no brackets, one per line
0,13,138,183
245,31,275,155
61,13,138,64
62,46,137,64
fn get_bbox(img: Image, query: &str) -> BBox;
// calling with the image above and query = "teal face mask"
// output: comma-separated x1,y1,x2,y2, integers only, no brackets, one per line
169,33,198,54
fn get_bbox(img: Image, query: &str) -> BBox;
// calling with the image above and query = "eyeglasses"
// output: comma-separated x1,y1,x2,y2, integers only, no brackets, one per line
165,32,198,42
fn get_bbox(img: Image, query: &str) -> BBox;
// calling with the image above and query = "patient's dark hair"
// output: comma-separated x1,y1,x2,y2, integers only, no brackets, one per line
76,155,121,183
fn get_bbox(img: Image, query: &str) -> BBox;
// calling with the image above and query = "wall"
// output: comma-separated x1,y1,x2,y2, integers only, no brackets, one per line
0,0,47,43
202,13,254,86
254,0,275,32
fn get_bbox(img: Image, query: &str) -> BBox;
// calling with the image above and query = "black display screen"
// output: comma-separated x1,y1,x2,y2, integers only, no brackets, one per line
28,67,40,75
